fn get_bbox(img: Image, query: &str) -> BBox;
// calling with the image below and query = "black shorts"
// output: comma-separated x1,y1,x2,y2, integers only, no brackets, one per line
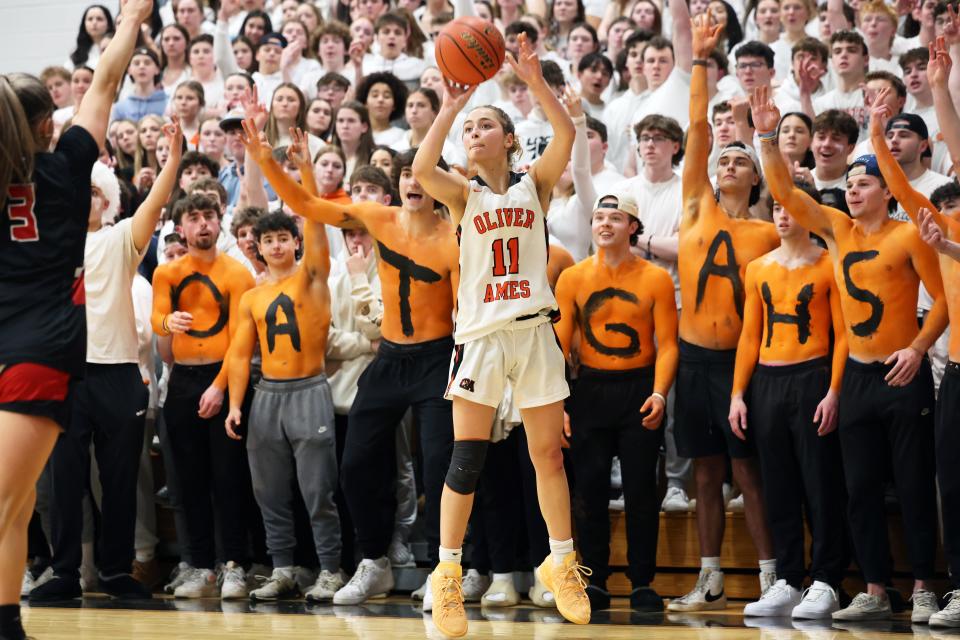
0,362,72,429
674,339,753,459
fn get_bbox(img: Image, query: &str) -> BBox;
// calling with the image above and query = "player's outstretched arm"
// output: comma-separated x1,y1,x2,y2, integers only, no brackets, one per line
753,87,836,241
132,118,183,251
240,118,370,229
869,87,937,223
73,0,155,148
519,34,575,205
411,81,472,220
682,15,723,218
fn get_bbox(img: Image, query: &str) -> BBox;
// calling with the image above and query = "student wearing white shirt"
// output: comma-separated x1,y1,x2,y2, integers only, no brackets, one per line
901,48,939,135
879,114,953,221
252,32,289,106
187,35,225,112
301,21,363,98
584,117,626,194
810,109,859,191
858,0,902,75
813,30,869,123
604,31,648,171
773,38,830,115
623,114,692,512
576,52,613,118
280,19,323,91
516,61,568,164
356,72,408,146
362,11,427,83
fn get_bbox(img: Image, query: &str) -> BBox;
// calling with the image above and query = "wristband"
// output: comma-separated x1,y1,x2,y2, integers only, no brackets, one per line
758,129,778,143
570,114,586,126
651,392,667,405
692,59,708,67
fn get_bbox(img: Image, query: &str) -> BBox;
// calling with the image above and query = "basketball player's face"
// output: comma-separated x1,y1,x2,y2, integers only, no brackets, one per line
258,229,299,267
463,109,513,162
178,209,221,250
845,174,890,218
716,152,759,193
591,205,636,248
398,167,433,212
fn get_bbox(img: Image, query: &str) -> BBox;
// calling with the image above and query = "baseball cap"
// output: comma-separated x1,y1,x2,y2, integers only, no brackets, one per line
718,142,762,176
219,108,245,132
593,191,639,218
259,32,288,49
886,113,929,141
847,154,882,179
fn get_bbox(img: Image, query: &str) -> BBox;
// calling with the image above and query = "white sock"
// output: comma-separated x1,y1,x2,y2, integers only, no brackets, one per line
439,546,463,564
276,566,295,579
759,559,777,574
701,557,721,571
492,572,513,583
135,550,154,563
549,538,574,565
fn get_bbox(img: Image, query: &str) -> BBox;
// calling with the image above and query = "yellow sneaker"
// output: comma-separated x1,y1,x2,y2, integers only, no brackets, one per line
536,552,592,625
431,562,468,638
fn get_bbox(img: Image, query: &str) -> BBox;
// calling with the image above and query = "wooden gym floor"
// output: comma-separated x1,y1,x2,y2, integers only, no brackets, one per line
20,597,947,639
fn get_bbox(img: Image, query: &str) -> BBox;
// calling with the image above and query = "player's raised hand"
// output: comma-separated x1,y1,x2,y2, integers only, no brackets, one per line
240,118,274,165
691,13,723,59
225,407,243,440
813,389,838,436
640,394,666,430
506,33,543,87
440,78,477,113
749,86,781,135
287,127,312,170
120,0,155,26
728,395,749,441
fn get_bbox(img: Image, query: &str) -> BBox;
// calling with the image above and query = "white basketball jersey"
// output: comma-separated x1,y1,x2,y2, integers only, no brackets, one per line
454,172,557,343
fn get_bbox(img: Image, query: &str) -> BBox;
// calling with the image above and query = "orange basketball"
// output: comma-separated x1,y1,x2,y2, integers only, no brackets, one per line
435,17,506,86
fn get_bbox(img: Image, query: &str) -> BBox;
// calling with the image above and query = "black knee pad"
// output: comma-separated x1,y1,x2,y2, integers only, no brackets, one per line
444,439,489,495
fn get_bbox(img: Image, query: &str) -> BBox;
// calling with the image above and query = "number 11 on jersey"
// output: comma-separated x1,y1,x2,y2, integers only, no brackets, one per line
491,237,519,277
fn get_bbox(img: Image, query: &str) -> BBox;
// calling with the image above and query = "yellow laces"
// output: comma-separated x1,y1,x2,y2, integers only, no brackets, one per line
438,575,465,614
558,563,593,601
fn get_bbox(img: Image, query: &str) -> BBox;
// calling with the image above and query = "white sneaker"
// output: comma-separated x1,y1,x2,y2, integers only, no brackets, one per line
462,568,489,602
609,493,625,511
422,572,434,611
412,575,429,601
727,494,745,512
174,568,219,598
667,569,726,611
388,539,415,567
332,558,394,605
661,486,690,512
760,570,778,595
249,568,298,601
21,568,34,597
831,592,892,621
743,579,801,616
791,581,839,619
305,569,345,603
528,571,555,608
482,576,520,607
164,562,194,594
911,589,940,623
219,561,248,600
930,590,960,627
611,457,622,489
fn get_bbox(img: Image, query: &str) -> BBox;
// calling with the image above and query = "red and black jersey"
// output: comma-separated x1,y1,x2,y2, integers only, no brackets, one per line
0,125,99,377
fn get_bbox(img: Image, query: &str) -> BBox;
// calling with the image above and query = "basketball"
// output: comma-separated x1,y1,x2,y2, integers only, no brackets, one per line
435,16,506,86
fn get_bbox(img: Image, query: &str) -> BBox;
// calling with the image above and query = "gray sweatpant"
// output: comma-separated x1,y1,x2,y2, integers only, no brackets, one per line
248,374,341,571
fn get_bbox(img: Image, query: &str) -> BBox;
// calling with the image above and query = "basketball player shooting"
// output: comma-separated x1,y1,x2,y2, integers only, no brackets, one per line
412,31,590,639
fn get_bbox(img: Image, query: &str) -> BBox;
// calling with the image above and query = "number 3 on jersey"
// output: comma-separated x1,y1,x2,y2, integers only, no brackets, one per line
491,237,519,277
6,184,39,242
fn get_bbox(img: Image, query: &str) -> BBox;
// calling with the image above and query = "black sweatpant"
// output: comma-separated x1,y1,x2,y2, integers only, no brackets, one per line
839,357,937,584
937,362,960,588
48,363,147,579
342,337,454,563
750,358,846,589
569,366,662,589
163,362,254,569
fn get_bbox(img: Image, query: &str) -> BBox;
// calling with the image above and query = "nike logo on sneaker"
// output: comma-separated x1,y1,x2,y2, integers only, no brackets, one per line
705,590,725,602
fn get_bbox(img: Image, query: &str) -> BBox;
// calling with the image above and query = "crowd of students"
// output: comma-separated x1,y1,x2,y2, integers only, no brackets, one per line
6,0,960,636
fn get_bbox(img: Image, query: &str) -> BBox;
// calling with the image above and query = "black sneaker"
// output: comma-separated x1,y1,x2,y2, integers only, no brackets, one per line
630,586,664,612
99,574,153,599
28,576,81,602
586,585,611,611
